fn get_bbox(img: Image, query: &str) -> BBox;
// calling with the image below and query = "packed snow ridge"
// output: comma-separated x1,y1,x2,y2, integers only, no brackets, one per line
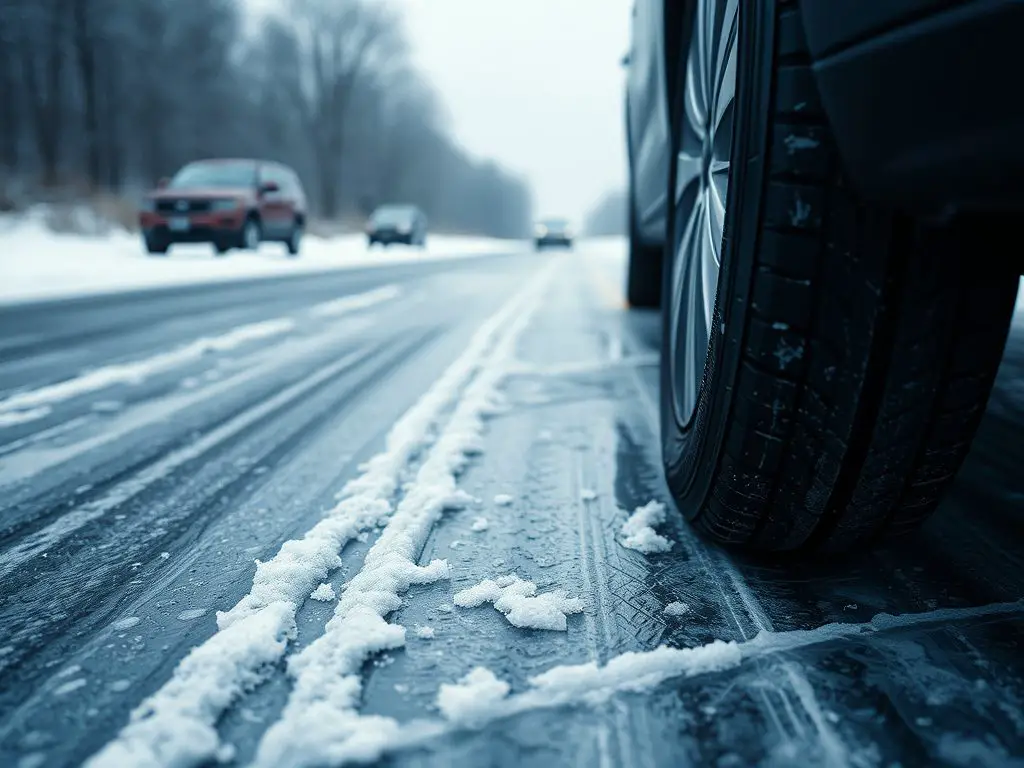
249,263,557,768
453,575,585,632
619,500,674,554
85,262,558,768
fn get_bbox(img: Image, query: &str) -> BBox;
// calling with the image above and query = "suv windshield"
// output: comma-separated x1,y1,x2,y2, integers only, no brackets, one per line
169,162,256,189
372,206,416,225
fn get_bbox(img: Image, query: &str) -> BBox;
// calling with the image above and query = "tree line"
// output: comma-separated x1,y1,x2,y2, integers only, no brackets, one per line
0,0,533,238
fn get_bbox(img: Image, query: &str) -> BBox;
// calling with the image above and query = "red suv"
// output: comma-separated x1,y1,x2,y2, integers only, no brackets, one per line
139,159,307,257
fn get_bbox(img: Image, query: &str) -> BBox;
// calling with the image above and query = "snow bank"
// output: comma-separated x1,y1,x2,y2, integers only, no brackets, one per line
453,575,584,631
619,501,674,554
85,261,557,768
250,263,557,768
0,211,520,305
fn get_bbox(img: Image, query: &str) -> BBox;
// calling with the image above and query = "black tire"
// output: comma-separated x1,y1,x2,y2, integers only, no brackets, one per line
626,186,663,308
286,220,302,256
144,236,169,255
214,242,231,256
660,0,1018,555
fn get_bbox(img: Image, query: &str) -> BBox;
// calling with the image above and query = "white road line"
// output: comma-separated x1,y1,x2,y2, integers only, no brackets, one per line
85,262,557,768
250,263,557,768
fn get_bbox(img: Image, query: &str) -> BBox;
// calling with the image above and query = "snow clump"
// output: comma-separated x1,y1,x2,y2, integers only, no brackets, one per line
470,517,490,532
310,583,336,602
453,575,584,631
619,501,674,554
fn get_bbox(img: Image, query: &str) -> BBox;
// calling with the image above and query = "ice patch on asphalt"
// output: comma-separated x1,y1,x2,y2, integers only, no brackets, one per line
453,575,584,632
85,263,557,768
250,263,557,768
619,501,674,554
0,318,295,427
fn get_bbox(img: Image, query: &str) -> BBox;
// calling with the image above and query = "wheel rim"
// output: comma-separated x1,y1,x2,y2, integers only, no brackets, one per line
668,0,739,426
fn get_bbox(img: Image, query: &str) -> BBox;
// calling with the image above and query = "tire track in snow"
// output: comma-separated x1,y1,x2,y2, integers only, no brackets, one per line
84,262,558,768
618,336,851,765
249,263,558,768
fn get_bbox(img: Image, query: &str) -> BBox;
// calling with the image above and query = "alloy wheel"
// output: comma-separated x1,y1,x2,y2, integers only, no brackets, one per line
668,0,738,426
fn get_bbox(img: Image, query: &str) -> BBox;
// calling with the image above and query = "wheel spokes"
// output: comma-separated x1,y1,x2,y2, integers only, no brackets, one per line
669,0,739,426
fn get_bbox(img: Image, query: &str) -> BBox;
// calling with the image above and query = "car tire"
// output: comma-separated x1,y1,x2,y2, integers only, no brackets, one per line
286,220,302,257
214,242,231,256
626,185,663,308
144,236,169,256
239,217,261,251
660,0,1018,555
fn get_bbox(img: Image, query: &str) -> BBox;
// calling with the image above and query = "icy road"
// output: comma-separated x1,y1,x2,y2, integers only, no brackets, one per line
1,242,1023,768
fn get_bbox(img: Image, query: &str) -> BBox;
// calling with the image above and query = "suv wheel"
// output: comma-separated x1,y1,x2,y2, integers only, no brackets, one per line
241,218,261,251
144,235,169,255
660,0,1017,554
286,221,302,257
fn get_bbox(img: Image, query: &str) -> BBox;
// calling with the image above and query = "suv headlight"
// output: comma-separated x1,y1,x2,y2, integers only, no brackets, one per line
210,199,240,212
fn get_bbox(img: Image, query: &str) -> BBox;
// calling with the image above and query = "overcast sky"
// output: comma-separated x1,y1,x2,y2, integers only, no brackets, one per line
248,0,634,225
398,0,634,225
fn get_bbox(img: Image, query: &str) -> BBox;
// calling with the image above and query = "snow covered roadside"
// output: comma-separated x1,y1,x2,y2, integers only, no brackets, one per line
84,260,559,768
0,212,520,305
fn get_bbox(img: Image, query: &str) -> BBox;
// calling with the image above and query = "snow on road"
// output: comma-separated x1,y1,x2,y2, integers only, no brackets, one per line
251,262,558,768
0,285,400,429
0,212,521,305
85,260,559,768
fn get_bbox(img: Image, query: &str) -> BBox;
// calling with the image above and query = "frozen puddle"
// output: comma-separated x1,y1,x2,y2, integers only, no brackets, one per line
86,262,559,768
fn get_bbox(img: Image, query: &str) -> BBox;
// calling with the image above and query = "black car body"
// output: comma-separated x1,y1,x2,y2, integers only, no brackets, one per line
624,0,1024,555
367,205,428,247
535,218,574,250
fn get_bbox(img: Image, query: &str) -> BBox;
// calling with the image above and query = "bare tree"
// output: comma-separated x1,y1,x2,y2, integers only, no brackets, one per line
287,0,405,216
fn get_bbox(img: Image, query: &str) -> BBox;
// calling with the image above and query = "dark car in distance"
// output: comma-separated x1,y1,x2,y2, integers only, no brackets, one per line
366,205,427,247
534,218,573,250
139,159,307,256
625,0,1024,555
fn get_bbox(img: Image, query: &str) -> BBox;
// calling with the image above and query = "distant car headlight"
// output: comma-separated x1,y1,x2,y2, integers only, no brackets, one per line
535,225,548,237
140,199,156,213
210,199,240,212
397,225,412,234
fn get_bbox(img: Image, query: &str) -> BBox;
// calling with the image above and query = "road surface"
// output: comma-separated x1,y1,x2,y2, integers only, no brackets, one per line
1,243,1022,768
